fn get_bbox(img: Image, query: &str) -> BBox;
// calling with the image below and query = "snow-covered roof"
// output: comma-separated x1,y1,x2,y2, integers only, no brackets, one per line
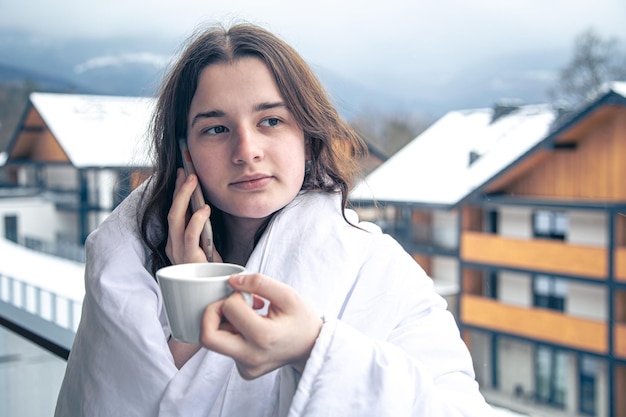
29,92,154,168
612,81,626,97
352,81,626,207
351,104,556,206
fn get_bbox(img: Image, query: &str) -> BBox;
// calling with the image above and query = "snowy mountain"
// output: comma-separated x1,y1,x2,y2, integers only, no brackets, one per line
0,29,561,119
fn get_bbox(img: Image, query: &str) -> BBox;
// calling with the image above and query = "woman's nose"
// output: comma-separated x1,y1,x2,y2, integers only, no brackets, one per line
231,127,263,164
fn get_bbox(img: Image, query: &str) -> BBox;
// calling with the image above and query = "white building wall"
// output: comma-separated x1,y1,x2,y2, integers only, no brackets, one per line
431,256,458,284
55,211,79,243
567,210,607,247
498,271,531,307
97,169,118,210
0,197,57,242
45,165,77,189
567,282,607,320
499,207,532,239
432,210,458,249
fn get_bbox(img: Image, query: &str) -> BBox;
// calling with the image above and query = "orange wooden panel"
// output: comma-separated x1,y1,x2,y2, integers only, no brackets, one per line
615,324,626,359
462,205,483,232
615,247,626,282
461,294,607,353
462,232,607,279
500,108,626,201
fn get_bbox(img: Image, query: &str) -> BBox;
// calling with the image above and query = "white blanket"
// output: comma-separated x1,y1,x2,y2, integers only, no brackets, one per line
55,187,494,416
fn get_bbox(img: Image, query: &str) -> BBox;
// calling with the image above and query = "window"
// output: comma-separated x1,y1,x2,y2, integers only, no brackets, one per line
533,210,568,240
483,271,498,299
579,355,598,416
535,345,567,408
533,275,567,311
4,215,18,243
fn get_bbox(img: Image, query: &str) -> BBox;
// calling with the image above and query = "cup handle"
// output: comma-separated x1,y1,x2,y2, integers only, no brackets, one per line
240,291,253,307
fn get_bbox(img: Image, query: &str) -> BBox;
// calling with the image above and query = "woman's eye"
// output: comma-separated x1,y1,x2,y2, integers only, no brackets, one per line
204,125,228,135
260,118,281,127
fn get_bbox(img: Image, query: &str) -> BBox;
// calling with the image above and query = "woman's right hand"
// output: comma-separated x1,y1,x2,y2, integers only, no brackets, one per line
165,168,222,265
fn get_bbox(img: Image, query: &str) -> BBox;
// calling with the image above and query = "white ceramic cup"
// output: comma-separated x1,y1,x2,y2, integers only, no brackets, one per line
156,263,252,343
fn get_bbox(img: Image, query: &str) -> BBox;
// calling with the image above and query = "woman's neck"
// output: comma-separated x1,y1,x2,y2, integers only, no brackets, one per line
222,215,269,266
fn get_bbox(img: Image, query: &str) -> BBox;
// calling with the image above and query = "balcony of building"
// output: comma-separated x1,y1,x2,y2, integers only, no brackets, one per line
462,231,608,280
0,237,83,416
461,294,608,354
354,204,459,256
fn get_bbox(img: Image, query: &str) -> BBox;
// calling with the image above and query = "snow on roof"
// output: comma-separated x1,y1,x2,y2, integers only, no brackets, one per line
0,237,84,301
612,81,626,97
350,104,556,206
29,92,155,168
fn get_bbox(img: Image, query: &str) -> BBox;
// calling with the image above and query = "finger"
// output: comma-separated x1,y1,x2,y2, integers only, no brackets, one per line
165,169,188,261
200,301,250,357
219,291,268,337
168,171,197,228
167,171,201,263
183,204,212,262
229,274,299,312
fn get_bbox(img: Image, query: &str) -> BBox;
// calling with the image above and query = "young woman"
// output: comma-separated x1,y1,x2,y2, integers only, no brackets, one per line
55,23,494,417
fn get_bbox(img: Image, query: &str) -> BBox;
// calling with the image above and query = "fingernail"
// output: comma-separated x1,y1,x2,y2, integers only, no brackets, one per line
233,274,245,285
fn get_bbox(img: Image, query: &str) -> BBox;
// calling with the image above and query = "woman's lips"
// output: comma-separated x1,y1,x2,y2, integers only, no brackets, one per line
230,175,273,191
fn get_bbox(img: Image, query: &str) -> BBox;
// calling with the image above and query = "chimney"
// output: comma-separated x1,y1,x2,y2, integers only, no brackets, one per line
491,98,523,123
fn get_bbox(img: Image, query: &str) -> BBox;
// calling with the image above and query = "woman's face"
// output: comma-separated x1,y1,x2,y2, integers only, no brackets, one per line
186,57,307,222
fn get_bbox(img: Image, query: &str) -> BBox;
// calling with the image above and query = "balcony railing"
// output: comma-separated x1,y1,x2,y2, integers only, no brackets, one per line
462,231,607,279
0,274,79,358
461,294,608,353
378,221,459,254
22,236,86,263
0,237,84,359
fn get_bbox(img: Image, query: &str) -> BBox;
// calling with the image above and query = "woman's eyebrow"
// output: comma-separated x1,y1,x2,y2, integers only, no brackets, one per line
190,102,287,127
255,101,286,112
191,110,225,127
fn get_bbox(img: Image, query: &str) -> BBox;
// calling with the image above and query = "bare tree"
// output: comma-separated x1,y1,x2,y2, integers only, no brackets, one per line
549,28,626,105
350,109,432,157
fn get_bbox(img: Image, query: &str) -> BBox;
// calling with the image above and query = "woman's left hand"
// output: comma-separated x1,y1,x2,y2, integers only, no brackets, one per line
200,273,323,380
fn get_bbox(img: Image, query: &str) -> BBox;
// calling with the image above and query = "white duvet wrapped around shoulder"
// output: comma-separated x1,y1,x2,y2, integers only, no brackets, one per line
55,187,494,417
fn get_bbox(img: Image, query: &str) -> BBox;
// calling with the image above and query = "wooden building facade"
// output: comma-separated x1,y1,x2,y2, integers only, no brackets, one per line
351,83,626,417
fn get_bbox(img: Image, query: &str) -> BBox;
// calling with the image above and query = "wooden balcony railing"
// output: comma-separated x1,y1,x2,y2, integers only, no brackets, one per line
461,294,607,353
462,232,607,279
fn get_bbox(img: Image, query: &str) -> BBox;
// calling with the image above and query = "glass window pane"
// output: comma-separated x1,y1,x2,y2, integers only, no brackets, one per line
536,346,552,401
554,212,568,234
553,351,568,406
534,211,552,234
553,279,568,296
534,275,551,294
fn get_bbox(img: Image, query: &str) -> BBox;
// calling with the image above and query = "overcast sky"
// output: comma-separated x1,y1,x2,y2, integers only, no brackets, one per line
1,0,625,106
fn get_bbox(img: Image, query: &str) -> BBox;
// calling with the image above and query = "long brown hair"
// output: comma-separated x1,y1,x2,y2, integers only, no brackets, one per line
139,22,368,273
